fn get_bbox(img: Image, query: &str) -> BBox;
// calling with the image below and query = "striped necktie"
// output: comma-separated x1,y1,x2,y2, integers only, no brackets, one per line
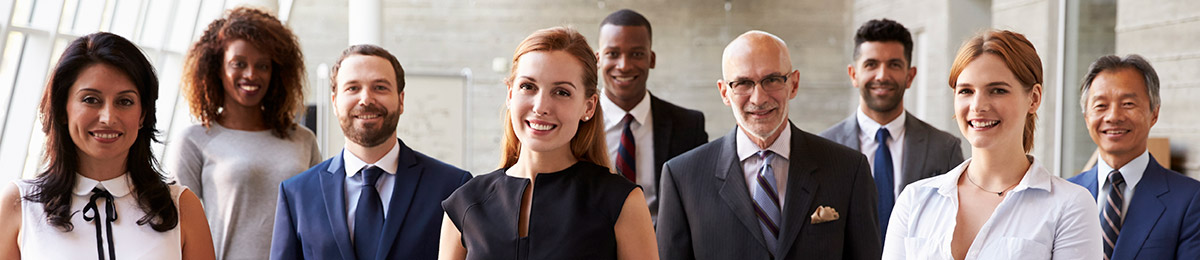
751,151,781,257
1102,170,1125,260
616,114,637,182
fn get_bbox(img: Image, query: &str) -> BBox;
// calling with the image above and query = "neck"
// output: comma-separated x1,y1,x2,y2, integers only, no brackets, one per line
1101,148,1145,170
346,136,398,164
965,146,1030,189
78,153,128,181
743,121,787,149
508,146,578,181
860,104,903,126
606,89,646,112
219,104,267,131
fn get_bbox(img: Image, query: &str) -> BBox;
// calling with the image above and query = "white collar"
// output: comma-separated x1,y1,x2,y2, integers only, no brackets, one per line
926,155,1053,197
1097,150,1150,189
736,122,792,161
73,173,133,197
601,91,651,129
342,141,401,177
856,109,906,141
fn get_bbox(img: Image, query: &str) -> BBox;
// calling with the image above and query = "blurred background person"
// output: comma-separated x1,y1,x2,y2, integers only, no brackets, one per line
439,27,657,260
882,30,1100,259
0,32,215,260
168,7,319,260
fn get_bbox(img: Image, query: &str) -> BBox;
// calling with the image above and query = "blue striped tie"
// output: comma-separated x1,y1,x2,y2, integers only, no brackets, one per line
1102,170,1125,260
751,151,781,257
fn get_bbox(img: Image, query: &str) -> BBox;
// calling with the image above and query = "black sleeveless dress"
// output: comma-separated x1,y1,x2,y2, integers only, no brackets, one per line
442,161,639,260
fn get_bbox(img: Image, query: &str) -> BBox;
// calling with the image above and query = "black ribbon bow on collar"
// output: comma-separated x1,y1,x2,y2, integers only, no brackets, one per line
82,187,118,260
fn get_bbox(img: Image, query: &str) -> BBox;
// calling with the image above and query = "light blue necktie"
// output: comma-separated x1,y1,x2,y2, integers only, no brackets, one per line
751,151,781,257
874,128,895,238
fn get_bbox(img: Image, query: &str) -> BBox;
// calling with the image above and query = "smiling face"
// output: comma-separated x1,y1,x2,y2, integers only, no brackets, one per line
851,41,914,115
719,33,799,145
508,50,597,154
597,24,655,103
67,64,143,164
333,54,403,148
221,39,272,110
1084,67,1158,165
953,53,1041,151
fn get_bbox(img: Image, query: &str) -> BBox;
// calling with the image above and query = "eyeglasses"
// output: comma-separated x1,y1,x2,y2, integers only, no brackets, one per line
726,74,789,95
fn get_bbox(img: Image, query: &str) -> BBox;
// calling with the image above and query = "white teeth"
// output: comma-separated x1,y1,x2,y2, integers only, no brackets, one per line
614,76,635,82
358,114,380,119
240,85,259,92
529,122,555,131
93,132,120,139
1103,130,1130,134
971,120,998,128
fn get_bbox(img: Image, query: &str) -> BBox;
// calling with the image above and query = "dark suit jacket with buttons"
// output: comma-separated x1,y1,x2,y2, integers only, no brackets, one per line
818,112,964,195
270,139,472,260
1068,156,1200,260
648,94,708,215
657,123,881,260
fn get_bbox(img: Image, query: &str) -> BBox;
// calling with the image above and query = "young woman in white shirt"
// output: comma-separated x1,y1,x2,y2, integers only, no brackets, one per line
881,30,1102,260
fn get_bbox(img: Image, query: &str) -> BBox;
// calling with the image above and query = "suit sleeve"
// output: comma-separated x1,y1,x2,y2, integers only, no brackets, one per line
692,111,708,143
656,163,694,260
1051,187,1102,259
844,155,882,260
1177,187,1200,258
270,182,302,260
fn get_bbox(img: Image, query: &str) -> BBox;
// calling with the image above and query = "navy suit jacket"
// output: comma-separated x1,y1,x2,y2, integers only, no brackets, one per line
270,140,472,260
1067,155,1200,260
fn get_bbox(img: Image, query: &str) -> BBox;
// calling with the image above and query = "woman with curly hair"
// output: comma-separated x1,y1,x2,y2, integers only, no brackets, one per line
0,32,215,259
166,7,320,260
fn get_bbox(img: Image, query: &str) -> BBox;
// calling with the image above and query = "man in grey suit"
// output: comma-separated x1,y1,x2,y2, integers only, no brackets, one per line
657,30,881,260
818,19,963,238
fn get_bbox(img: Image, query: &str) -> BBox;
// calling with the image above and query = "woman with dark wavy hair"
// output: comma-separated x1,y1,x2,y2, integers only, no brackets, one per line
0,32,215,259
166,7,319,259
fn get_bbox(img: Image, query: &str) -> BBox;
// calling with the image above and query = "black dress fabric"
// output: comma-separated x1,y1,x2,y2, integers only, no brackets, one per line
442,161,639,260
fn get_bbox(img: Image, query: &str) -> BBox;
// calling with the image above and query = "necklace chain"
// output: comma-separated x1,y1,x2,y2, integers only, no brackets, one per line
965,173,1019,197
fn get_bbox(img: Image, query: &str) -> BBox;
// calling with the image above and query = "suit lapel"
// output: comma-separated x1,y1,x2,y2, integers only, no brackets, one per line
900,114,930,190
777,125,818,258
651,95,672,189
1079,167,1100,199
835,115,861,149
714,128,771,251
1114,157,1170,259
319,151,357,260
373,140,424,259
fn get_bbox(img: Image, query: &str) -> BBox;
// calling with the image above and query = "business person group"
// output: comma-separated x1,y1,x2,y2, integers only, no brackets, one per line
0,5,1196,260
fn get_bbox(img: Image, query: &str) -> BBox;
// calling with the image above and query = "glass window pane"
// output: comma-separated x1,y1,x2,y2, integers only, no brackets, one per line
58,0,80,33
99,0,118,32
139,0,172,49
109,0,143,40
47,37,69,78
10,0,35,27
0,32,26,138
21,123,44,179
167,0,201,53
72,0,108,34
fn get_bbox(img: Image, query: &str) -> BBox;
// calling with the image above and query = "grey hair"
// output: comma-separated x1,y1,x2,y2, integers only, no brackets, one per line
1079,54,1160,112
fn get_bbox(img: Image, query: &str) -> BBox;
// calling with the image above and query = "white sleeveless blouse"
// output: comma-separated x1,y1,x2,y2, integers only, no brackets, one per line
16,173,185,259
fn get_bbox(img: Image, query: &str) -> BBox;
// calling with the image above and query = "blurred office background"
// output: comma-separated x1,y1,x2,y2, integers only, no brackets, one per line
1,0,1196,184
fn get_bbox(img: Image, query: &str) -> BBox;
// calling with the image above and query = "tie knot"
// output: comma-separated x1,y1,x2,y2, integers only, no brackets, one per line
623,113,635,125
876,127,891,142
758,151,775,164
1108,170,1125,186
362,166,383,187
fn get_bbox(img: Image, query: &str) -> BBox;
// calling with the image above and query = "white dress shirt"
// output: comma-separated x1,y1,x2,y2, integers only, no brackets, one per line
736,124,791,207
882,156,1103,260
1095,150,1150,217
857,109,906,197
342,141,401,241
601,92,656,213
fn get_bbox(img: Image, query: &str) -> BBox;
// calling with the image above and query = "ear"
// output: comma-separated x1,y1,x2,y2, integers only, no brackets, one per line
787,70,800,99
1028,83,1043,114
905,66,917,89
397,91,405,116
847,64,858,88
1150,104,1160,128
595,51,602,66
649,51,657,69
330,87,340,117
718,79,731,106
583,93,598,121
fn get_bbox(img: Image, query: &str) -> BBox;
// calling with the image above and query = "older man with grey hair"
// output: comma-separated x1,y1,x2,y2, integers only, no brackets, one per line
1067,54,1200,260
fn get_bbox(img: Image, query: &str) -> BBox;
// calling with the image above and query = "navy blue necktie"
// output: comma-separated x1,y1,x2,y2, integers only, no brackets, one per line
1102,170,1125,260
874,128,895,237
355,166,384,260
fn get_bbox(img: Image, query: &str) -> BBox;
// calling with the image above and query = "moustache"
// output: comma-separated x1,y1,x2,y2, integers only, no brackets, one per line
351,104,388,117
866,80,899,89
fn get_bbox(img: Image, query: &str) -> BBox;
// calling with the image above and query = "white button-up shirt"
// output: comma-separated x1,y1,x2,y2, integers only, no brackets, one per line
1094,150,1149,217
736,124,791,207
600,92,656,215
882,156,1102,260
342,141,400,242
857,109,906,197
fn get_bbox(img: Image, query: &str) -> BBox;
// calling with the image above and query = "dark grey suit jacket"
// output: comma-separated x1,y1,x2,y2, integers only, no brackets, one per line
818,112,964,195
648,94,708,216
657,123,881,260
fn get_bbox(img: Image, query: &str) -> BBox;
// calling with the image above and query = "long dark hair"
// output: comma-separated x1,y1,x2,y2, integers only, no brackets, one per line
27,32,178,232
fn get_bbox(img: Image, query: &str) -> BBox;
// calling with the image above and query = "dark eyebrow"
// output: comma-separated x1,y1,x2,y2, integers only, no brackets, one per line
76,88,139,96
985,81,1011,87
553,81,577,89
519,76,537,83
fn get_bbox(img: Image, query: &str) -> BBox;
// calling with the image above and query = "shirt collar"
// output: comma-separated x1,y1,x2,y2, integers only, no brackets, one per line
73,173,133,197
1097,150,1150,189
343,141,401,177
928,155,1052,197
856,109,906,140
736,122,792,161
600,91,652,129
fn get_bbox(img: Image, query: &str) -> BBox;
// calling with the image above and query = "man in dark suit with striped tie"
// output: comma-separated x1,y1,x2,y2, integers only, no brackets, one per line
656,30,880,260
1067,54,1200,260
596,9,708,222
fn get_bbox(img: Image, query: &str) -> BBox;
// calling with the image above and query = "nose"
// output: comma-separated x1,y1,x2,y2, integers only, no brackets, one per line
873,68,887,82
747,84,771,106
98,103,115,125
531,91,550,116
615,55,628,70
971,92,991,113
357,89,376,107
1101,104,1124,124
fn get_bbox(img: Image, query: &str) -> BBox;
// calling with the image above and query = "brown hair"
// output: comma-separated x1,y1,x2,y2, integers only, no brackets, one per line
499,27,609,169
182,7,305,138
329,44,405,92
948,30,1043,153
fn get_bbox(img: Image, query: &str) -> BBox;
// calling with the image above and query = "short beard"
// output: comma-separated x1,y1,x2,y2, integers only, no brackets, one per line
340,105,400,147
860,80,904,113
